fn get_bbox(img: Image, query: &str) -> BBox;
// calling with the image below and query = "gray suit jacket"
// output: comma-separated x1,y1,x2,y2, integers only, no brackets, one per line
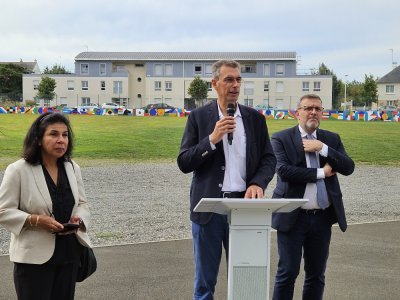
0,159,91,264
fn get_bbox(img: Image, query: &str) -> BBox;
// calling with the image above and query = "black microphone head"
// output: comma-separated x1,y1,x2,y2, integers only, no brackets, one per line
227,103,235,117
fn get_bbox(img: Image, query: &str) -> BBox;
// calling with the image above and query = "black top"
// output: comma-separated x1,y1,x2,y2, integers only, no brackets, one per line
42,161,81,264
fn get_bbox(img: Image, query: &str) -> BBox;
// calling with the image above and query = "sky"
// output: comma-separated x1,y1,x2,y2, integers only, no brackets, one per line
1,0,399,82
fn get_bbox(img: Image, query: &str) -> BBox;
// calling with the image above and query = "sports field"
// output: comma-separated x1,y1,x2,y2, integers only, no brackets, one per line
0,114,398,170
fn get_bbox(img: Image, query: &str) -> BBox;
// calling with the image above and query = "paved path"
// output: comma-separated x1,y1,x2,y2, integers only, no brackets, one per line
1,221,399,299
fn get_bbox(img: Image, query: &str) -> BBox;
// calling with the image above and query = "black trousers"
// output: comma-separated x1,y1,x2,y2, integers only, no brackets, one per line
14,261,79,300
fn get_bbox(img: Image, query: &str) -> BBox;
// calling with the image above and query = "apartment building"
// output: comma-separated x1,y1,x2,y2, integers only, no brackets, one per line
377,65,400,108
23,52,333,110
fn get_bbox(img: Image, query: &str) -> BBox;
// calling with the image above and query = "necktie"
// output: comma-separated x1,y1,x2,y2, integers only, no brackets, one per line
306,134,330,209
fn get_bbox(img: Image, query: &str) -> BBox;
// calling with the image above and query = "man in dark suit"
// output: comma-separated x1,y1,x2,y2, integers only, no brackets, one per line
271,94,355,300
177,60,276,300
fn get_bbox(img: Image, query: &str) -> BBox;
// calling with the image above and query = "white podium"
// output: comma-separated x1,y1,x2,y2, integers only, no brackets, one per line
194,198,307,300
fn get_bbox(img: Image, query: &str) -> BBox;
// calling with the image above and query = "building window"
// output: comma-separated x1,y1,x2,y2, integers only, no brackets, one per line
165,81,172,91
205,64,212,76
313,81,321,91
275,99,284,109
241,64,256,73
113,64,125,72
81,97,90,105
165,64,173,76
263,64,270,76
80,64,89,75
207,82,212,91
244,98,253,107
194,64,202,75
264,81,269,91
100,63,106,75
100,81,105,91
154,64,163,76
276,81,284,92
276,64,285,76
244,81,254,95
386,85,394,93
81,81,88,91
67,80,74,90
387,100,394,105
302,82,310,91
155,81,161,91
33,80,39,90
113,81,122,94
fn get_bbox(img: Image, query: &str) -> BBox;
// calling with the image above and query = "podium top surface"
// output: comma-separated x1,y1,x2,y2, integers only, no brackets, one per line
193,198,307,215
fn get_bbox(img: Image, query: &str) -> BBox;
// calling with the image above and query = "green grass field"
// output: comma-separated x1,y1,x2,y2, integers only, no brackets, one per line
0,114,399,170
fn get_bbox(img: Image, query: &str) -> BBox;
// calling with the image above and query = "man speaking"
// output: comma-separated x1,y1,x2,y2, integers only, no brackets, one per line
177,59,276,299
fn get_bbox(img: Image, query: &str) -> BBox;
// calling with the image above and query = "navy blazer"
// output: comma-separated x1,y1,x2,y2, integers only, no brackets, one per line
177,101,276,224
271,125,355,232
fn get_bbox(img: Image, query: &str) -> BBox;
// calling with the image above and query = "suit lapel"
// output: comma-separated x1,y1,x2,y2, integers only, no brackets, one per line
291,126,306,165
31,164,53,214
65,161,79,205
208,101,223,151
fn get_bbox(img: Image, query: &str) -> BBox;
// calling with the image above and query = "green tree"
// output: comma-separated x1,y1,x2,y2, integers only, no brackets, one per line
37,76,56,105
362,74,378,107
0,63,27,101
43,64,71,74
346,80,364,106
316,63,341,109
187,76,208,107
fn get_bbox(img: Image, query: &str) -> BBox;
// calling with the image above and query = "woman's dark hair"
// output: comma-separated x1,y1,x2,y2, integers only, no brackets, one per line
23,112,74,165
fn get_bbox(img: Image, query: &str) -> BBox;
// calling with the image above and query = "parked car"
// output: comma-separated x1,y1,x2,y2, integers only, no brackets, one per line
378,105,398,112
101,102,125,109
76,103,99,110
141,103,176,110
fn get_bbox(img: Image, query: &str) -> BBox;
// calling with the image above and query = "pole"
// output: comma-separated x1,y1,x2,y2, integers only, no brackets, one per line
344,74,348,107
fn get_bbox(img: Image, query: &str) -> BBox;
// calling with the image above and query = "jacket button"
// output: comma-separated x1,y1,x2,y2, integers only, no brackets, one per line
221,166,225,171
218,184,222,188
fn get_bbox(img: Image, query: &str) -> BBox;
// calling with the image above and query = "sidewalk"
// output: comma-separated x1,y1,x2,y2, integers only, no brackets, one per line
1,221,399,299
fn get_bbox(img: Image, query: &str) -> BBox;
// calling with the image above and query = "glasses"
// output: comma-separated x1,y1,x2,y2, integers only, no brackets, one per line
298,105,324,112
222,77,242,84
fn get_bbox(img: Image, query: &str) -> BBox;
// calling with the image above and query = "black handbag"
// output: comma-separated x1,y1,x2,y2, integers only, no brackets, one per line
76,246,97,282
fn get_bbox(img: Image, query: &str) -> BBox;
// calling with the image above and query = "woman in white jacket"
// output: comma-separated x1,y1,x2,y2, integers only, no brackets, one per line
0,112,92,300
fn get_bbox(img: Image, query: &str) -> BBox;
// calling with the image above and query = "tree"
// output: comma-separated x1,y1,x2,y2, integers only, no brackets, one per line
187,76,208,107
43,64,71,74
362,74,378,107
37,76,56,105
0,63,27,101
316,63,341,109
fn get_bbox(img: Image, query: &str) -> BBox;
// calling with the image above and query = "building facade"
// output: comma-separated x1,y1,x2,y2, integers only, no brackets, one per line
23,52,333,110
377,65,400,108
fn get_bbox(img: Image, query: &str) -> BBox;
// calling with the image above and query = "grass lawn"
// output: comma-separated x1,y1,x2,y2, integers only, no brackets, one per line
0,114,398,170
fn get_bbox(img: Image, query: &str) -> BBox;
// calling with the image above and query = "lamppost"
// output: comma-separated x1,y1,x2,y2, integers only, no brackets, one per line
344,74,348,104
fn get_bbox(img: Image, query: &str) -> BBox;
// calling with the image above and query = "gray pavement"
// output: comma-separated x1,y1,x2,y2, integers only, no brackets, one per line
1,220,399,300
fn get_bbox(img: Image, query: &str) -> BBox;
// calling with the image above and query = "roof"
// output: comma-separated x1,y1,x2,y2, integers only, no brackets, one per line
377,65,400,83
74,51,297,62
0,61,39,73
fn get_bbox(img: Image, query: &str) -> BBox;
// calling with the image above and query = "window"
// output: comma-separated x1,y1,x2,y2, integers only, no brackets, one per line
276,81,284,92
165,81,172,91
155,81,161,91
33,80,39,90
313,81,321,91
264,81,269,91
80,64,89,75
207,82,212,91
81,81,88,91
100,81,105,91
165,64,173,76
241,64,256,73
113,65,125,72
244,98,253,107
302,82,310,91
154,64,163,76
100,63,106,75
67,80,74,90
113,81,122,94
194,64,202,75
276,64,285,76
205,64,212,76
386,85,394,93
387,100,394,105
275,99,284,109
244,81,254,95
81,97,90,105
263,64,270,76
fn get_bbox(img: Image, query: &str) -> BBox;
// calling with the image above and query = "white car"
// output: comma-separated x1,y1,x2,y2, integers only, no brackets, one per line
101,102,125,109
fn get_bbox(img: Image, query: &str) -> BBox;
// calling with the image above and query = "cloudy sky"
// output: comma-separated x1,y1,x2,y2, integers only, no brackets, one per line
1,0,399,82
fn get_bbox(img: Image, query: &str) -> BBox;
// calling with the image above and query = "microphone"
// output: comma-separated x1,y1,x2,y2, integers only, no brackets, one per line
226,103,235,145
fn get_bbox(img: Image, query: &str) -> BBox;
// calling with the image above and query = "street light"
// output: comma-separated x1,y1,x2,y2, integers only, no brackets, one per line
344,74,348,104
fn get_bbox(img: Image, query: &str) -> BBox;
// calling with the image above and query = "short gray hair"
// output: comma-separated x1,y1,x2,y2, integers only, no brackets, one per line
212,60,241,79
297,94,322,108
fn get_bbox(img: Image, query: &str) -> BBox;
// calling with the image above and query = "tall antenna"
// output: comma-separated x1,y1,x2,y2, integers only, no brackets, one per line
389,48,397,68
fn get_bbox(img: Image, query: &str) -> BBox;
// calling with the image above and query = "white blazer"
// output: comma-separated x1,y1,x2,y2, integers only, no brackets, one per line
0,159,92,264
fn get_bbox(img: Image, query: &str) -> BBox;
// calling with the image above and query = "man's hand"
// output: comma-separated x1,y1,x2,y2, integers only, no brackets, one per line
302,139,323,152
323,163,336,177
209,116,236,145
244,185,264,199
